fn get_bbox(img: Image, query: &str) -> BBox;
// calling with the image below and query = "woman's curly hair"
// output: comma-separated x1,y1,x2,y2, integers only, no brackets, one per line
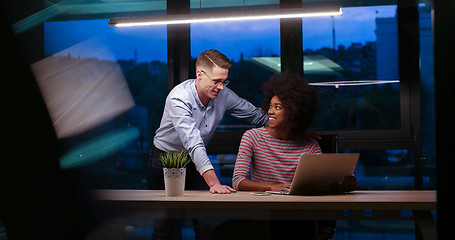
261,72,319,137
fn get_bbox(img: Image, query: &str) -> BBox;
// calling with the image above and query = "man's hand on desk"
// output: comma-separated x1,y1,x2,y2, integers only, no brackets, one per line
202,169,237,194
209,183,236,194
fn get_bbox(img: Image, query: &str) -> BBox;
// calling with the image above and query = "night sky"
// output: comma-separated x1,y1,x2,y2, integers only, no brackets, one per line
44,5,396,63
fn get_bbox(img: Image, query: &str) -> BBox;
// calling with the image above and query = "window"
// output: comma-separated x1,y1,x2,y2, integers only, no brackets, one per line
43,19,167,188
36,2,436,239
346,149,416,190
302,5,400,131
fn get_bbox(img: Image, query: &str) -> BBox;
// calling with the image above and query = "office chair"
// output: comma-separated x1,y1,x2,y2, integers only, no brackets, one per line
316,135,338,154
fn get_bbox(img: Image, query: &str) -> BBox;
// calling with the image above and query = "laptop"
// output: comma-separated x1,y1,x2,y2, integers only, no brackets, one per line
266,153,359,195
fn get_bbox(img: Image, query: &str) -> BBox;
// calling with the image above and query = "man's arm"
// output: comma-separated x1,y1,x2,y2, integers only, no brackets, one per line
169,101,234,193
167,96,213,173
223,88,269,126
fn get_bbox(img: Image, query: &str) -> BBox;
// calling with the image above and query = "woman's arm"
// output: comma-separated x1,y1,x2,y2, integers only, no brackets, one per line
232,130,257,190
237,179,290,192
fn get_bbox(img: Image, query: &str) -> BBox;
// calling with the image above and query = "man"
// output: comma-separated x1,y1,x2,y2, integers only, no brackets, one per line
148,49,268,240
150,49,268,195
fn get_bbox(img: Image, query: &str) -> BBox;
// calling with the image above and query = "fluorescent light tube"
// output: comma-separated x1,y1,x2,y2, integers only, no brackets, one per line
109,6,342,27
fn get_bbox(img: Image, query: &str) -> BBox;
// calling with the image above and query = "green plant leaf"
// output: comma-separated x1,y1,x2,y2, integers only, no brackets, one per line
159,151,191,168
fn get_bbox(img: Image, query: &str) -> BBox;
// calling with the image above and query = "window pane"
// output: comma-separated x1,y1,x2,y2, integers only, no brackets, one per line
191,19,280,131
346,149,415,190
303,5,401,131
44,19,167,188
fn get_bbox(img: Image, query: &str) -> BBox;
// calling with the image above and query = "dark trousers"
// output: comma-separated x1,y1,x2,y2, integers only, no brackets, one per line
148,149,215,240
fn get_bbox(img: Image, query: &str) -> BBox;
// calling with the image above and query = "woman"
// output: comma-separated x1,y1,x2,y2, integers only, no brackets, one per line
221,73,356,240
233,72,321,192
233,72,356,193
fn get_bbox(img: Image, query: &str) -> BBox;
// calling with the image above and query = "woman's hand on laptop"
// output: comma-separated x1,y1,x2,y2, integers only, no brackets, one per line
267,183,291,192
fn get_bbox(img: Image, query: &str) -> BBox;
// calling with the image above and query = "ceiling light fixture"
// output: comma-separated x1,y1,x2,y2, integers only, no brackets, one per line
109,6,342,27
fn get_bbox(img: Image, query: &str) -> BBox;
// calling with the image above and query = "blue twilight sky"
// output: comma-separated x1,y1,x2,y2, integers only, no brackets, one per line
44,5,396,63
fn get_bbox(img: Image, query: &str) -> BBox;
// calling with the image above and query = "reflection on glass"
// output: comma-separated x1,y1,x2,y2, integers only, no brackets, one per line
32,34,135,139
43,19,167,187
303,5,401,131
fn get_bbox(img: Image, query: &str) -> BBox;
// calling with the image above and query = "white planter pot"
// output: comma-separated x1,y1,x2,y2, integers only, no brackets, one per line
163,168,186,197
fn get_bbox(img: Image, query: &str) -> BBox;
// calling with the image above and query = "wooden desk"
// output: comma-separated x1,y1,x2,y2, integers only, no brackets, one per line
92,190,436,239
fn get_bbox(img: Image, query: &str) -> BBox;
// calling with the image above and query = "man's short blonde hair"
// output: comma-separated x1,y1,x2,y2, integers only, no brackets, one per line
196,49,232,72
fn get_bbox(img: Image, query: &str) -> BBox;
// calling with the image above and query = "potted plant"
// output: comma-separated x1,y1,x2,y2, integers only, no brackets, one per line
160,151,191,197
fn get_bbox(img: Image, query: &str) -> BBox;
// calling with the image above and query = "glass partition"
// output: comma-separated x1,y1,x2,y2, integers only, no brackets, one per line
44,19,167,188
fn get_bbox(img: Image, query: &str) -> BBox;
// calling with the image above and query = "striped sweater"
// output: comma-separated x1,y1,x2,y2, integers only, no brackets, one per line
232,127,322,190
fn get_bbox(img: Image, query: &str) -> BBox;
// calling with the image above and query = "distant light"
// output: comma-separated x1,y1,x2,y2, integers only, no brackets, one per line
310,80,400,87
109,6,342,27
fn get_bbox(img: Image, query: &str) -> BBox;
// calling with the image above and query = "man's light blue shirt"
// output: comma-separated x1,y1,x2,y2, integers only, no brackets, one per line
153,79,268,175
